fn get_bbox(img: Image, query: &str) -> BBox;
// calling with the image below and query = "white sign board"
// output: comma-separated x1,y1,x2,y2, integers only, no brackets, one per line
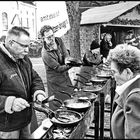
36,1,70,37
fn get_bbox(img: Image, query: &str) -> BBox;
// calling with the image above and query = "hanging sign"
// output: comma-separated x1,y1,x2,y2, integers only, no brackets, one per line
36,1,70,37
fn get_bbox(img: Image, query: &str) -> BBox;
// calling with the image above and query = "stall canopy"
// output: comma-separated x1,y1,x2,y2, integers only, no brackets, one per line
80,1,140,25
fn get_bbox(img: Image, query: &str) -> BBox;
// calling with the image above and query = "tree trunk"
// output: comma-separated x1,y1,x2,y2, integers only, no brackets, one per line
65,1,81,60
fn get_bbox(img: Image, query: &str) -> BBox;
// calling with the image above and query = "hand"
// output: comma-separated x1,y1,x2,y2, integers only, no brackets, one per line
108,41,112,47
65,56,74,65
12,98,30,112
36,94,46,103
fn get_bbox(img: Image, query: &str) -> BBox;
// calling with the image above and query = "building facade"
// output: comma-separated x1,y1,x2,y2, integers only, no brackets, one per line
0,1,37,39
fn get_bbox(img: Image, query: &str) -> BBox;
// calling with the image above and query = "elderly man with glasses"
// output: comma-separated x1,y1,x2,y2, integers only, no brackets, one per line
0,26,47,139
40,25,75,111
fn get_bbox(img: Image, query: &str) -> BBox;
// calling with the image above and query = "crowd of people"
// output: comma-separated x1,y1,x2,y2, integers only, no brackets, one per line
1,24,140,139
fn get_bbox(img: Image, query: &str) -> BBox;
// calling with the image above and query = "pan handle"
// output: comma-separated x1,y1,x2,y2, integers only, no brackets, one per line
32,103,49,116
42,95,63,106
76,73,89,81
58,90,72,98
53,98,63,106
67,84,80,90
74,79,89,86
42,95,55,104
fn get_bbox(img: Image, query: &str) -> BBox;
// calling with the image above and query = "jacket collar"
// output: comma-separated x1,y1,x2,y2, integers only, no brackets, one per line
0,43,16,62
116,74,140,96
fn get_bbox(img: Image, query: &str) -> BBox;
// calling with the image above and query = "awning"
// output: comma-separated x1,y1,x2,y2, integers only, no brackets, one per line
80,1,140,25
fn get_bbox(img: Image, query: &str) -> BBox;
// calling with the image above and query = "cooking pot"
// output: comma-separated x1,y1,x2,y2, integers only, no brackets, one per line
32,101,82,127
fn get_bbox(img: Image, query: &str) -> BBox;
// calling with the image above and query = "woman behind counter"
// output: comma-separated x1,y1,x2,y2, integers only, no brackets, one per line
40,25,74,111
107,43,140,139
76,40,102,89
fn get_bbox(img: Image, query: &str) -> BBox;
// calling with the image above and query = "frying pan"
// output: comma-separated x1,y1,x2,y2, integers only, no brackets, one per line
49,110,82,127
82,83,103,93
42,95,91,112
32,101,82,127
90,77,107,85
96,74,112,79
63,98,91,112
58,90,97,102
65,57,83,67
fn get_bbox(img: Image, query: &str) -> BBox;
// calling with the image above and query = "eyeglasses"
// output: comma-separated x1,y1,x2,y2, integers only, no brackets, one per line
12,40,29,48
43,34,54,40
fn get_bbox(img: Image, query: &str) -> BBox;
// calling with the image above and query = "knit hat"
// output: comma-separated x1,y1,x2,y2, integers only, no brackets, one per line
90,40,100,50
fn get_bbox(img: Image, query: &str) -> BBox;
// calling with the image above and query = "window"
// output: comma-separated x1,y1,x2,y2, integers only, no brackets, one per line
2,12,8,31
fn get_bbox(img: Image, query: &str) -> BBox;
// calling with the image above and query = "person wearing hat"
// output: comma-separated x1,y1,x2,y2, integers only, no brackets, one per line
75,40,103,89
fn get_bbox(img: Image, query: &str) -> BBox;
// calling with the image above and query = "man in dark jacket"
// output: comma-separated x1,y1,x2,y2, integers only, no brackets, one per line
0,26,46,139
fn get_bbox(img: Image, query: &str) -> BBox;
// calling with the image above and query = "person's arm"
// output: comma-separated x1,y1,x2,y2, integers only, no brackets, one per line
42,48,72,73
57,37,69,59
124,91,140,138
0,72,16,114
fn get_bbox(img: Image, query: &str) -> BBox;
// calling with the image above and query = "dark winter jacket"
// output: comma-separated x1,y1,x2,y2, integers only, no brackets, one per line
100,39,112,58
0,44,45,132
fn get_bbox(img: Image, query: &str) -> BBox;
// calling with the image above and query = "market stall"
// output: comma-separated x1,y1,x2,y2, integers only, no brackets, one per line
31,72,114,139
